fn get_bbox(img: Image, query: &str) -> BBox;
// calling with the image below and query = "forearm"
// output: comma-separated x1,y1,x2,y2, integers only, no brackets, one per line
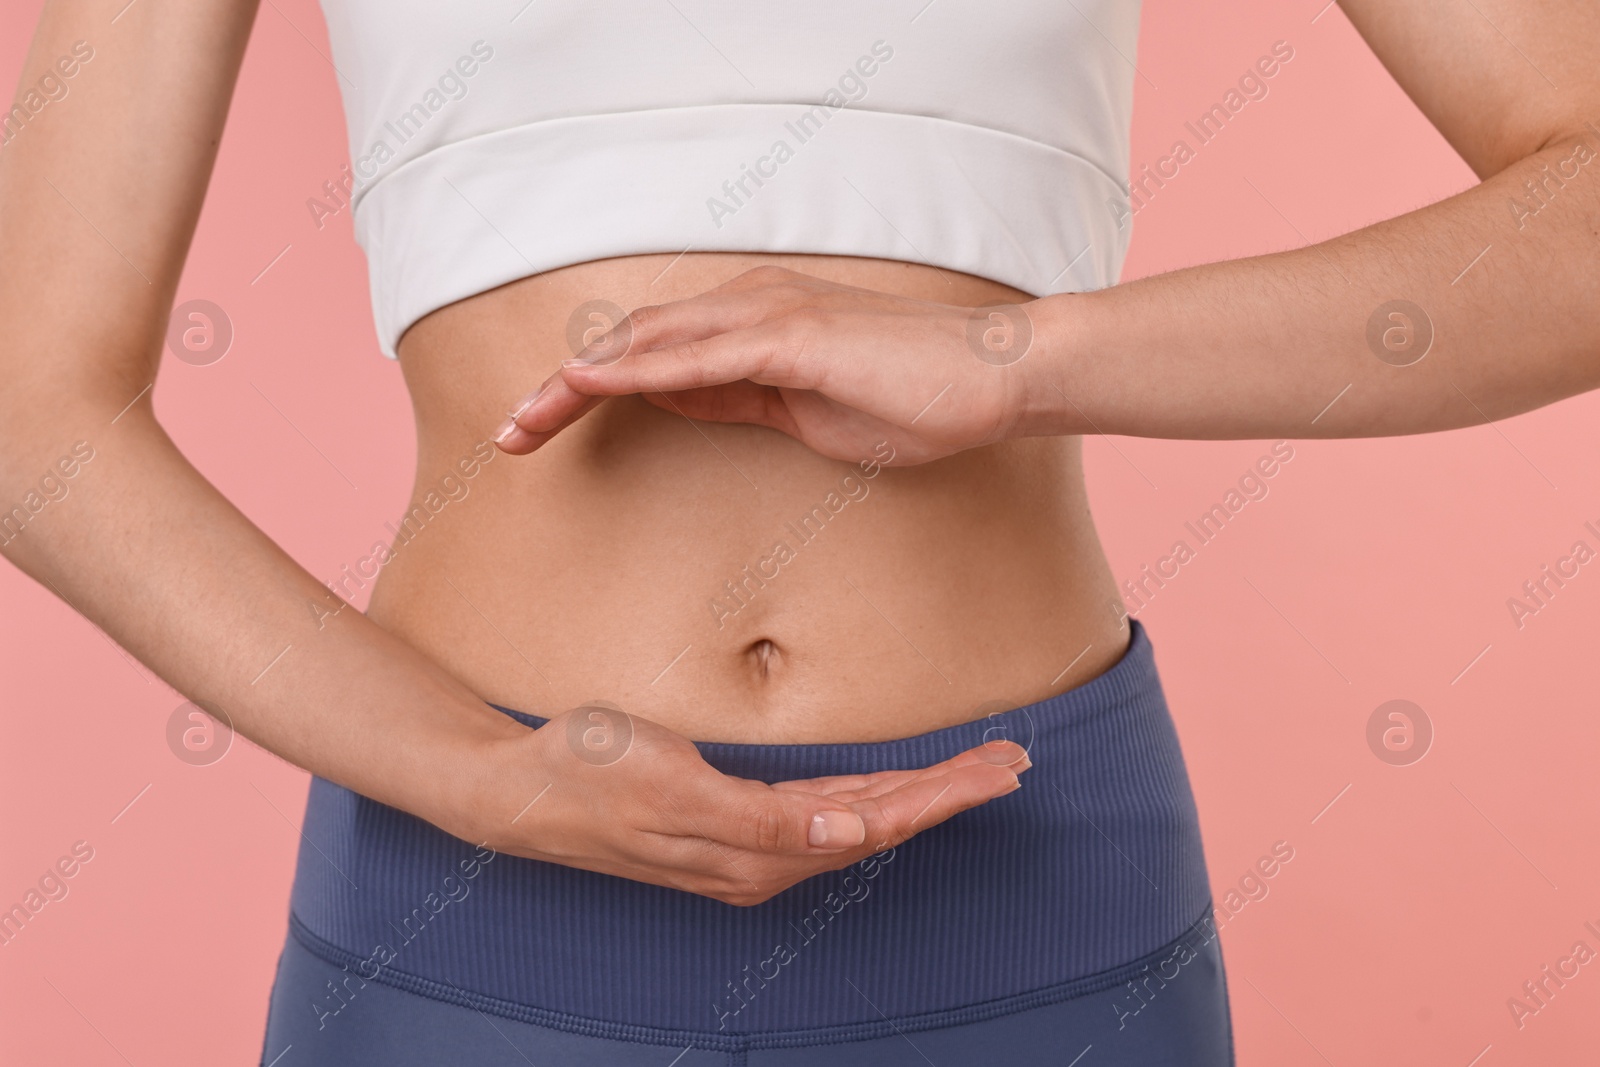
0,0,529,843
0,401,527,835
1030,129,1600,440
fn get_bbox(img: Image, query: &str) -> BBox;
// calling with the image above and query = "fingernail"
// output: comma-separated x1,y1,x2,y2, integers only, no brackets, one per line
1016,754,1033,771
493,418,517,443
561,357,593,370
1005,774,1023,793
810,811,866,848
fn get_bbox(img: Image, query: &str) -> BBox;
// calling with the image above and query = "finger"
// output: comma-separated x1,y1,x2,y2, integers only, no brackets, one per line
560,321,816,399
836,745,1033,802
772,742,1031,798
496,388,607,453
664,775,869,854
509,320,793,433
820,756,1029,806
644,756,1025,899
964,738,1033,770
563,313,960,443
808,749,1031,805
491,421,539,453
566,285,793,376
849,762,1022,851
501,368,594,437
772,769,918,796
696,763,1024,894
605,266,910,360
643,383,802,437
587,265,870,360
698,266,930,310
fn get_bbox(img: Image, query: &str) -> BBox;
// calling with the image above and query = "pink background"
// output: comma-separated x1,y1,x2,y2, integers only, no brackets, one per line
4,1,1598,1064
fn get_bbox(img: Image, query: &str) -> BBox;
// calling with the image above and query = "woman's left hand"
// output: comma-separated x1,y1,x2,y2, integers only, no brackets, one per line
492,266,1057,465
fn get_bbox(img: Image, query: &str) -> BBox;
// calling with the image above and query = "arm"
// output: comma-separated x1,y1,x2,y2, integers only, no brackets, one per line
1031,0,1600,440
0,0,526,843
500,0,1600,455
0,0,1023,905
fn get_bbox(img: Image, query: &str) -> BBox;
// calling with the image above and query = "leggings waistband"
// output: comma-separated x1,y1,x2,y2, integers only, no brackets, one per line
287,620,1212,1039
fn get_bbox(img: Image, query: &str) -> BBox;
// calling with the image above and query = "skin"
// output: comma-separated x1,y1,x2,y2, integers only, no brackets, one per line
2,0,1597,912
502,6,1600,455
375,251,1126,745
0,0,1028,908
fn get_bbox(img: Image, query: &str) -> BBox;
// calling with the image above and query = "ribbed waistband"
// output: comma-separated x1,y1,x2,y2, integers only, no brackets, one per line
287,620,1211,1042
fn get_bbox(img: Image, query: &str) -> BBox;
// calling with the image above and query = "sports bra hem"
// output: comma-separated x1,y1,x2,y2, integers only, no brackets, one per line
352,104,1133,359
350,101,1129,219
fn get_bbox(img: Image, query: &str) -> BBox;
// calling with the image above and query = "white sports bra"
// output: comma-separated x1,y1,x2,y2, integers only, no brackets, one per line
316,0,1142,359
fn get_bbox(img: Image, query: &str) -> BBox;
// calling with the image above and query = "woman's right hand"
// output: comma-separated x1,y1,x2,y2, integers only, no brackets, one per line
448,705,1031,906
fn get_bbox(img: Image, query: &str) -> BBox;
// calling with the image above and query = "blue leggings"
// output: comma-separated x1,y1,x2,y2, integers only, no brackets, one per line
261,621,1233,1065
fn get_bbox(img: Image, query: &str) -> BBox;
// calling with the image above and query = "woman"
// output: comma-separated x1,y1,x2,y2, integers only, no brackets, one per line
1,0,1595,1064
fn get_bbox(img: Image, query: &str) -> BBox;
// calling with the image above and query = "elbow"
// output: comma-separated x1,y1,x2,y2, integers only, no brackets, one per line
1472,116,1598,184
1,375,153,448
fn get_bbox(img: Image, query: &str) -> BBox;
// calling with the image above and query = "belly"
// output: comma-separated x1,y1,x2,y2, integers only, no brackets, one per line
364,252,1127,743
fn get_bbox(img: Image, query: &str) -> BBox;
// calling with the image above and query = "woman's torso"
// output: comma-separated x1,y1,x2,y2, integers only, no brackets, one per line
364,252,1128,743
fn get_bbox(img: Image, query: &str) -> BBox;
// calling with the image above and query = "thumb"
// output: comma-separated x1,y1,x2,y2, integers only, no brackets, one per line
708,782,868,854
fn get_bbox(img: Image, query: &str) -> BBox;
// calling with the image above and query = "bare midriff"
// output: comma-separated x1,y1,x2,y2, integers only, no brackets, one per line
363,252,1128,744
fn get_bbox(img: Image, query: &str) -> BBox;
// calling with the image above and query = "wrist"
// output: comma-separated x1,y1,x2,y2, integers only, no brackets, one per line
418,704,541,849
1016,291,1099,437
